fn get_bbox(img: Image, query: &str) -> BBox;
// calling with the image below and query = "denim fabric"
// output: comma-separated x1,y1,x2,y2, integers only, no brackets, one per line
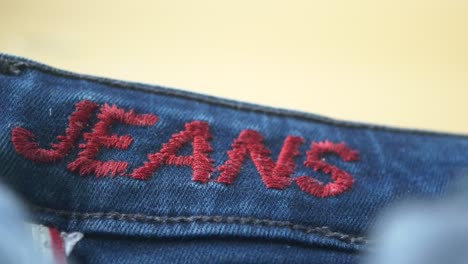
0,53,467,263
72,237,358,264
0,184,46,264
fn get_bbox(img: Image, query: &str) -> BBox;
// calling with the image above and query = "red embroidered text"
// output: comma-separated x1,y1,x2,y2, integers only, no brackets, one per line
12,100,360,198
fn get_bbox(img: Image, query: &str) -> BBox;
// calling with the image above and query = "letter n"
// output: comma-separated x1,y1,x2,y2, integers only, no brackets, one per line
216,130,304,189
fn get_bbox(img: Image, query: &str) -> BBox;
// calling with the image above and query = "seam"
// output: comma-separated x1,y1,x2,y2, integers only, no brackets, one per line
1,55,465,138
30,205,368,245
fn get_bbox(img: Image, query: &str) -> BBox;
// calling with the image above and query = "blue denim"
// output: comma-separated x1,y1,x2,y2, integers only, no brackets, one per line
0,183,47,264
0,53,467,263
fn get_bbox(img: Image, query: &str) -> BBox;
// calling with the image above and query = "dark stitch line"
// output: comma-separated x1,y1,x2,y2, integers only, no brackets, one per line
30,205,368,245
1,55,465,138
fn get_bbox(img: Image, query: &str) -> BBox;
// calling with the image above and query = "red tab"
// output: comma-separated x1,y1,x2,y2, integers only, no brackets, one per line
49,227,66,264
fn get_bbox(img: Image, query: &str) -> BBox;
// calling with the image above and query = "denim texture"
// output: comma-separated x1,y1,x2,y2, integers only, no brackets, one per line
0,53,467,263
71,237,359,264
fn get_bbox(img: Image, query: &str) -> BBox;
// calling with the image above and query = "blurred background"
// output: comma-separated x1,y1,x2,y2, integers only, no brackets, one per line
1,0,466,133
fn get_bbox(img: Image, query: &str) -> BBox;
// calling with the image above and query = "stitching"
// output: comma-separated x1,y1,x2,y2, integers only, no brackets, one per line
217,130,304,189
12,100,99,163
272,136,305,188
0,56,465,138
30,205,369,245
131,121,214,182
295,141,359,198
11,99,360,198
67,103,158,177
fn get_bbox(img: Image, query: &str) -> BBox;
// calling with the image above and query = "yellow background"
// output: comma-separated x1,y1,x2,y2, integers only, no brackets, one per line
1,0,467,133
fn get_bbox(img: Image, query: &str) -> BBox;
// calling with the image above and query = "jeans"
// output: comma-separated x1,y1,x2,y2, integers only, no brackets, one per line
0,53,467,263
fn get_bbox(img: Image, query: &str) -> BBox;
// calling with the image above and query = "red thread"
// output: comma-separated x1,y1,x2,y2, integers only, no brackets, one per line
217,130,304,189
131,121,214,182
295,140,359,198
68,104,158,177
12,100,98,163
271,136,306,188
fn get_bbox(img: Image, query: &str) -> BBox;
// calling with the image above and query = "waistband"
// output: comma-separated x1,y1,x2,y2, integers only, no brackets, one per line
1,53,467,252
